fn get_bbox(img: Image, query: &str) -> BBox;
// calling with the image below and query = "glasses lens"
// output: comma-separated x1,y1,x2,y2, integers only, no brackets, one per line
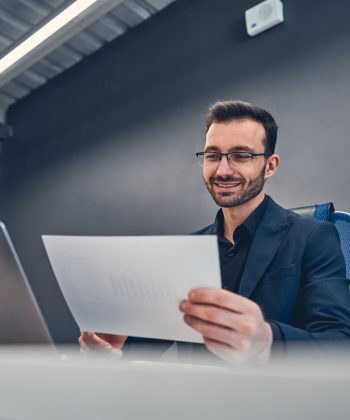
229,152,252,164
196,153,204,167
196,152,254,167
197,153,221,167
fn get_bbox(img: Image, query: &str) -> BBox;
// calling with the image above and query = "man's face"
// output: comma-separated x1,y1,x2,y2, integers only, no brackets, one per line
203,119,269,208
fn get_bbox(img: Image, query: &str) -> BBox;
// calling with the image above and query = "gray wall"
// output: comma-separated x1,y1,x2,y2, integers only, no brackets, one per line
1,0,350,342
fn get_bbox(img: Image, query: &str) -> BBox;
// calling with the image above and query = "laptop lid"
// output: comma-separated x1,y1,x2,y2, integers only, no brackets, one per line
0,222,53,345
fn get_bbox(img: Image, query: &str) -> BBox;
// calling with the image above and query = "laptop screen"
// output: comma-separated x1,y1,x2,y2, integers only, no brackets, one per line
0,222,53,345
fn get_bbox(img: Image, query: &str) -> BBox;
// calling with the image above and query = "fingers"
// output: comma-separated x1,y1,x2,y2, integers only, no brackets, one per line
78,332,123,357
183,314,251,351
179,301,257,335
179,291,272,365
187,288,258,315
79,332,113,350
95,333,128,349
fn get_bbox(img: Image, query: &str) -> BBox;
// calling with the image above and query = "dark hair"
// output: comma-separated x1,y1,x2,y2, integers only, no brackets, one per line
206,100,278,154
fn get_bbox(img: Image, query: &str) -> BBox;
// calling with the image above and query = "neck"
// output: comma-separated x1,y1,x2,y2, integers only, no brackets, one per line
222,191,266,243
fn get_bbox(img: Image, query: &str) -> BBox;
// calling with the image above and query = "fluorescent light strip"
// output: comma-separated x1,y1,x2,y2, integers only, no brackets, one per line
0,0,100,75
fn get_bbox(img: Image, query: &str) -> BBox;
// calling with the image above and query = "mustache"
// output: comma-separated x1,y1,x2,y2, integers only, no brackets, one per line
210,176,244,183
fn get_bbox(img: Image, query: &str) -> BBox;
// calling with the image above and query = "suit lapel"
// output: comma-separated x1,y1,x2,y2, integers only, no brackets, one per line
238,198,291,298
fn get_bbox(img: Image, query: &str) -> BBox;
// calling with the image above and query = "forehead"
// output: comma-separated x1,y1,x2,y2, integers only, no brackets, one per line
205,119,265,151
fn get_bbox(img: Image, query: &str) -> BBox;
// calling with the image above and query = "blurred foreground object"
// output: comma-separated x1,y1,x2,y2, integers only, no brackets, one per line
0,345,349,420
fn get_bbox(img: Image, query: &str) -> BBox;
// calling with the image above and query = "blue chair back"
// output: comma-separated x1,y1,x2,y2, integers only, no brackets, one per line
315,203,334,222
291,203,334,221
331,211,350,279
291,202,350,278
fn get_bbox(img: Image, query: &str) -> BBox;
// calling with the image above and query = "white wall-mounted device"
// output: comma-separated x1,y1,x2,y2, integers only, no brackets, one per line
245,0,284,37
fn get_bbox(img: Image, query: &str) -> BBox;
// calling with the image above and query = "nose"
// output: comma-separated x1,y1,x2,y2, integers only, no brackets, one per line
216,155,234,177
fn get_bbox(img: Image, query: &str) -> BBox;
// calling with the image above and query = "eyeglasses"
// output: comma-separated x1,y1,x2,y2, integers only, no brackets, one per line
195,151,272,168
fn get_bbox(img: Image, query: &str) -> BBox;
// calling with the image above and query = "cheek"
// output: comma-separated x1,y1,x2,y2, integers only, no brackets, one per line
203,167,214,180
247,163,266,178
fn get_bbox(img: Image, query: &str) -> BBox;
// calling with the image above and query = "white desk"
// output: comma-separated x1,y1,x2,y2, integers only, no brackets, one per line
0,346,349,420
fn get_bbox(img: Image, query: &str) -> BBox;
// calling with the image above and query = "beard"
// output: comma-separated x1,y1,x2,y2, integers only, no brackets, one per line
204,165,266,208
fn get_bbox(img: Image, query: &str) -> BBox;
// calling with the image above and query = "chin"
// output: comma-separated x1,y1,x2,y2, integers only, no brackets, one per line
212,195,239,208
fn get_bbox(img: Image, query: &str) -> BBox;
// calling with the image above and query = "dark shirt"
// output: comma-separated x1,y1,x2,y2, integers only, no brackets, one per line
213,195,269,293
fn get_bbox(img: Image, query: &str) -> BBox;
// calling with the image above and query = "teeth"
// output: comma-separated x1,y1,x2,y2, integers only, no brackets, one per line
217,183,240,188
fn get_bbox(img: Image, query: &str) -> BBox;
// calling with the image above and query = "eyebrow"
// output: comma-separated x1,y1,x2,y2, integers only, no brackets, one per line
204,145,256,153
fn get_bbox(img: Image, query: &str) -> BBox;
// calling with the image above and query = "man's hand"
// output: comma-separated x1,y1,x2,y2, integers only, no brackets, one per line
179,288,272,365
78,332,127,358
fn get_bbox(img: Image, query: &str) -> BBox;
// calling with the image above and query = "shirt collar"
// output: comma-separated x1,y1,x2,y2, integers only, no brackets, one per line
214,195,269,241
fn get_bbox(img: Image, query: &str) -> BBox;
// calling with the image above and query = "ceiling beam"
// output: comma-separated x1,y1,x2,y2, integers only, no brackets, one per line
0,0,124,89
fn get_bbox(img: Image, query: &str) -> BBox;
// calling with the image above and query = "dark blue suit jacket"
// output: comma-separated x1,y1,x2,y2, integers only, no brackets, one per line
194,197,350,347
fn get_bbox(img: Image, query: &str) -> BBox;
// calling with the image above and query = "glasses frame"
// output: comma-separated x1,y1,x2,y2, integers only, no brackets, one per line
195,151,272,167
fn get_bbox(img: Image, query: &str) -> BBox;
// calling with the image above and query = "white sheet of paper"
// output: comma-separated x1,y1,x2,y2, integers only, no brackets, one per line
42,235,221,343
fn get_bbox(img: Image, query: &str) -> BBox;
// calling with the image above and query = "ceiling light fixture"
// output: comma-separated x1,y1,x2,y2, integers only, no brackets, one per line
0,0,123,88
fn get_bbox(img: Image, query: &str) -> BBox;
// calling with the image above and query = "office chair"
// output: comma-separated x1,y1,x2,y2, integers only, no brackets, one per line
291,203,350,278
331,211,350,279
291,202,334,221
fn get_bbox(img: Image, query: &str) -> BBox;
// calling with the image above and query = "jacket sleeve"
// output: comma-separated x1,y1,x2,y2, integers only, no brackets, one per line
272,222,350,348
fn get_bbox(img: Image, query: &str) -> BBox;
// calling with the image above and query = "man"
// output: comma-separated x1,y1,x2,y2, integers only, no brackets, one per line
79,100,350,364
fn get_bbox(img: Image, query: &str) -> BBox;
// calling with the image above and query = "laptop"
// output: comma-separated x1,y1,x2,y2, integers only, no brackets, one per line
0,221,53,345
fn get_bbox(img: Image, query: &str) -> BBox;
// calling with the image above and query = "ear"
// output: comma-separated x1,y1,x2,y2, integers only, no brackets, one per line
264,154,280,180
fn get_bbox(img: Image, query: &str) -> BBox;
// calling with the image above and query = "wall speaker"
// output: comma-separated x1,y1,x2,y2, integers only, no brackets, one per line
245,0,284,37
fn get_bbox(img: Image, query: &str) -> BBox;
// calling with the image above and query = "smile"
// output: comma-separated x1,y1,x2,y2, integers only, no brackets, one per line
214,182,241,188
